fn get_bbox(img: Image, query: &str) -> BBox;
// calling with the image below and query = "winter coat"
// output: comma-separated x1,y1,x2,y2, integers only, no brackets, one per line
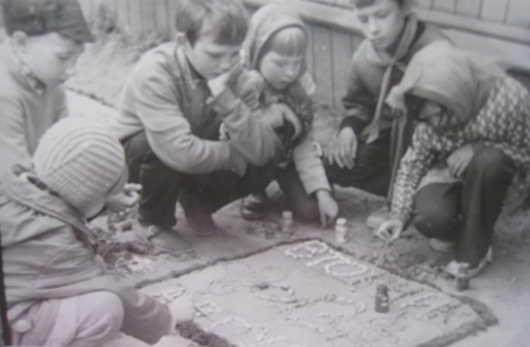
0,166,171,343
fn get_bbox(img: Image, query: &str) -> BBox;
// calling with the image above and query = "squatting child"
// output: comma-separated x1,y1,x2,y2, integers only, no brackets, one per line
323,0,448,226
0,118,195,346
376,42,530,279
109,0,284,254
239,5,339,227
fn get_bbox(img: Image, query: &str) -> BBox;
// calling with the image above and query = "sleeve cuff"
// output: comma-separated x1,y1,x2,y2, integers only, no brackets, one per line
340,116,366,136
209,88,239,116
390,210,410,225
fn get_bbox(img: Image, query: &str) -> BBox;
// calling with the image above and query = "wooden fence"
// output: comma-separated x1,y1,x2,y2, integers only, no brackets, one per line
79,0,530,108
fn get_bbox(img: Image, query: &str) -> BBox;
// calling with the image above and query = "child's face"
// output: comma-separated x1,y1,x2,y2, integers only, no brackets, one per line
258,51,304,91
355,0,407,50
15,32,84,87
186,23,241,80
418,100,459,131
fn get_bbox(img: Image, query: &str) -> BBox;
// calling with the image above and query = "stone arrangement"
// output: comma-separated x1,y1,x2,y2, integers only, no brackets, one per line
142,240,490,347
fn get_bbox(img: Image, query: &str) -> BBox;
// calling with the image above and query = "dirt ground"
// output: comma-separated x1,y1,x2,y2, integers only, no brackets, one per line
67,38,530,347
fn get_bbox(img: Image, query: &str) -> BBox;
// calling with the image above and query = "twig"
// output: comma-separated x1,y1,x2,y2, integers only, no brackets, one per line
370,238,392,282
195,306,215,323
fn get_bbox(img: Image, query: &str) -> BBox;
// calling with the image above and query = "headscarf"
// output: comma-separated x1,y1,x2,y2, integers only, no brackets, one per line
386,41,503,127
242,4,314,143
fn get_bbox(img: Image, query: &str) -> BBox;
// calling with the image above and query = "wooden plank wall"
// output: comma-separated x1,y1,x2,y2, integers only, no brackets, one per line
78,0,530,108
417,0,530,28
96,0,530,33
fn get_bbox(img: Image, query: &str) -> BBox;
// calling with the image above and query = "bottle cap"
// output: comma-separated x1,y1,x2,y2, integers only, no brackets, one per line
377,284,388,292
336,218,347,225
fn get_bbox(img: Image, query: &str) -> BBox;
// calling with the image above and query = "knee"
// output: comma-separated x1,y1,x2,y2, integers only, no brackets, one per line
291,198,320,222
468,147,513,183
82,292,125,340
412,209,458,240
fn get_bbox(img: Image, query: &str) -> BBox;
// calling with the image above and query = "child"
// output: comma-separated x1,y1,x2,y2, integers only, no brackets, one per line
0,0,139,214
0,118,195,346
0,0,92,177
109,0,285,253
376,42,530,279
239,5,339,227
323,0,448,225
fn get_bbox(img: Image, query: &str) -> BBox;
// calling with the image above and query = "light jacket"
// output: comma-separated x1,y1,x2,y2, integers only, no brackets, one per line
0,43,67,180
109,40,281,177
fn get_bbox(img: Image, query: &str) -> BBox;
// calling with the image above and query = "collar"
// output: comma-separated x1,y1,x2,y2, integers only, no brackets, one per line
174,34,208,91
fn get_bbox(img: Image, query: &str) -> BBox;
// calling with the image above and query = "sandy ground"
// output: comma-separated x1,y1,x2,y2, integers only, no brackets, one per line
66,38,530,346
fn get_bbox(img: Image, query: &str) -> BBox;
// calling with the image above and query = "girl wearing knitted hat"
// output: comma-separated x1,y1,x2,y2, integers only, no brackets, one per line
238,4,339,227
376,41,530,280
0,118,196,346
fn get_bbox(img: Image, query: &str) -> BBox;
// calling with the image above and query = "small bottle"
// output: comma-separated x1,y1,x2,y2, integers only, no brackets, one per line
375,284,390,313
456,263,470,291
281,210,294,234
335,218,348,244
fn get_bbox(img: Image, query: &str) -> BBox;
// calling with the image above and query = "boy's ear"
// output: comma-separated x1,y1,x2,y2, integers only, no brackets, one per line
11,31,30,53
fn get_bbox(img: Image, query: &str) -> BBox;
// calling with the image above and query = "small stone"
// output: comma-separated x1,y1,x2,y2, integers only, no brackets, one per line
121,220,133,231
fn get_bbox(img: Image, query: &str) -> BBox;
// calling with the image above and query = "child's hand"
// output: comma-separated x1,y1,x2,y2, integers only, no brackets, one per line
385,86,408,118
105,183,142,213
325,127,357,169
207,61,242,97
260,104,302,139
374,219,404,242
277,103,302,140
447,144,476,178
168,294,195,326
316,190,339,227
240,70,265,111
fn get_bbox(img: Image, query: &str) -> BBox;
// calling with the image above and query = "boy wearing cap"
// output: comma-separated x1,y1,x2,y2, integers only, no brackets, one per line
110,0,282,252
0,118,196,347
0,0,93,176
0,0,139,212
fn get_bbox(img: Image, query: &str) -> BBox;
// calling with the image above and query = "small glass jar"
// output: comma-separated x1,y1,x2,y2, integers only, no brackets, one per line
281,210,294,234
375,284,389,313
335,218,348,244
456,263,470,291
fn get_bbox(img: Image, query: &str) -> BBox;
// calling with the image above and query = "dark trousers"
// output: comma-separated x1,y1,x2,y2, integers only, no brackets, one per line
123,132,276,228
325,130,391,197
275,163,320,222
412,147,515,267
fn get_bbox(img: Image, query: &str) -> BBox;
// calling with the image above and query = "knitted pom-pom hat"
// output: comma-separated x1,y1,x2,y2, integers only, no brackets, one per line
33,117,127,216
